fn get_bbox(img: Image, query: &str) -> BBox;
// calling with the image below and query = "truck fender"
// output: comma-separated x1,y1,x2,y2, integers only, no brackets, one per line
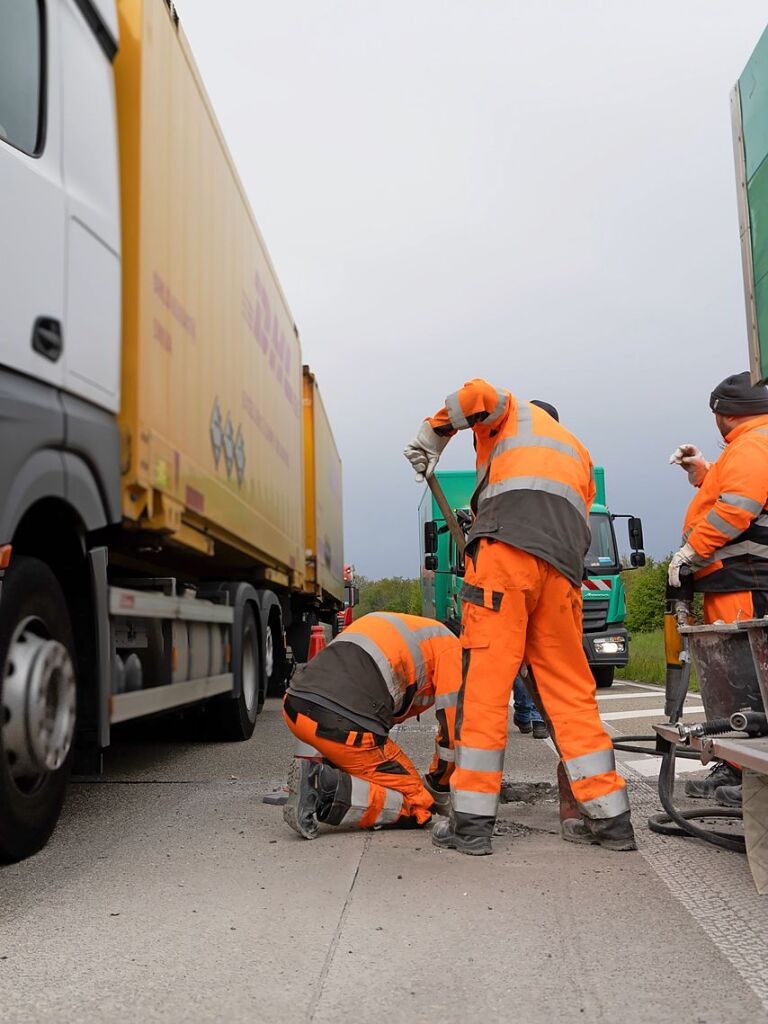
0,450,66,544
62,452,115,532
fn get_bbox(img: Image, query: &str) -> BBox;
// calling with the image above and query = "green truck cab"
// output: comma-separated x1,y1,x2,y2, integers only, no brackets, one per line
418,467,645,688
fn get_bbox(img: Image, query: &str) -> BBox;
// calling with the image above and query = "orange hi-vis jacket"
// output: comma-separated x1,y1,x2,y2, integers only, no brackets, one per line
427,379,596,585
288,613,459,732
683,415,768,593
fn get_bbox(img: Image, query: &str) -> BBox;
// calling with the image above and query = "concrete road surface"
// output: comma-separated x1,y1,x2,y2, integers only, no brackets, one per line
2,684,768,1024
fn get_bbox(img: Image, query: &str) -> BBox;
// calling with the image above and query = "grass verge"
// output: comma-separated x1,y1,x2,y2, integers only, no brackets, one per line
616,628,699,691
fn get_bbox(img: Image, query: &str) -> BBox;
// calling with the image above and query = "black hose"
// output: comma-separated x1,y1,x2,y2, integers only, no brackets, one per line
611,735,700,759
647,745,745,853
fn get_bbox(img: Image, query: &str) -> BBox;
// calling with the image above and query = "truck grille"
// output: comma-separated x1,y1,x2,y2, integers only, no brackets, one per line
582,599,609,633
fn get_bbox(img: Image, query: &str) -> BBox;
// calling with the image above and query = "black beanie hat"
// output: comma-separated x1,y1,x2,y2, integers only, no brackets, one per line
531,399,559,422
709,371,768,416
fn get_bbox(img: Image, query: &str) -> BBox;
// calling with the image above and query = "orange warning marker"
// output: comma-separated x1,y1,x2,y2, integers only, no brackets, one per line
307,624,327,660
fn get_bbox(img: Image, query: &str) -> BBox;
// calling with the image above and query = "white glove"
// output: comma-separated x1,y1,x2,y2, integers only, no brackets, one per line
668,443,710,487
668,542,700,588
403,423,450,482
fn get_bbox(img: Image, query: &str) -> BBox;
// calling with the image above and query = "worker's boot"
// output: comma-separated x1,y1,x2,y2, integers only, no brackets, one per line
283,758,322,839
684,761,741,800
715,783,743,808
431,815,492,856
560,810,637,852
513,714,533,735
422,775,451,817
531,720,548,740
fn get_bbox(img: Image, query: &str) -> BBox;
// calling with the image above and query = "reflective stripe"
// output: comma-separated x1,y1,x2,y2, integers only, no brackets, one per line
332,633,406,706
682,526,693,543
341,777,372,826
705,509,743,539
699,539,768,567
489,434,580,463
578,785,630,820
294,739,321,758
480,475,587,518
756,514,768,528
483,387,509,427
455,745,505,772
563,747,617,783
368,613,426,687
434,690,460,710
515,401,534,437
412,623,454,642
446,391,469,430
720,492,764,515
376,788,404,825
451,788,499,817
436,745,455,762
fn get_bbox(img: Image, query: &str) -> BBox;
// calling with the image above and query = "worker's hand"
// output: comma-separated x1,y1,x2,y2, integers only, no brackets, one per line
668,444,710,487
667,542,701,588
403,424,450,482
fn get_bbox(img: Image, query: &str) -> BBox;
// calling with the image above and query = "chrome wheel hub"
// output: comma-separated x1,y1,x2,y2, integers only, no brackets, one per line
3,619,76,781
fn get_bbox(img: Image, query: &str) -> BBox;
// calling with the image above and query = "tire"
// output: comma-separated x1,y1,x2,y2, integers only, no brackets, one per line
0,556,77,862
593,666,615,689
264,613,288,698
209,603,261,741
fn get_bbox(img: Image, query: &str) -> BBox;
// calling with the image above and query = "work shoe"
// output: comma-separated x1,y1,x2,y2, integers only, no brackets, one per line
684,761,741,800
560,811,637,852
715,784,743,808
513,715,533,734
283,758,321,839
431,818,492,856
422,775,451,817
531,720,548,740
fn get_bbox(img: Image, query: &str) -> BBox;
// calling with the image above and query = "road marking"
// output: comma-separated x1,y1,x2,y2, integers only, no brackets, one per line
617,680,666,692
623,755,705,778
600,707,705,722
597,691,701,702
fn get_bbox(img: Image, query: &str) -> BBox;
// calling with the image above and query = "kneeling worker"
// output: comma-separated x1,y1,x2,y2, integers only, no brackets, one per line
282,612,460,839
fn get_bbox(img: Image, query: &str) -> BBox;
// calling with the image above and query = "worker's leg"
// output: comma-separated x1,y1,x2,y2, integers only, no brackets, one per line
524,563,631,830
703,591,754,623
282,703,434,833
424,647,462,806
448,541,532,840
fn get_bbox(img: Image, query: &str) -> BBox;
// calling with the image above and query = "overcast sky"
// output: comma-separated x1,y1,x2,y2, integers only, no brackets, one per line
178,1,768,579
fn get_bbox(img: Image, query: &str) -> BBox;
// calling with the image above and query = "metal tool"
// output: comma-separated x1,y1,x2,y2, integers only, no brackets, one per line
426,474,466,557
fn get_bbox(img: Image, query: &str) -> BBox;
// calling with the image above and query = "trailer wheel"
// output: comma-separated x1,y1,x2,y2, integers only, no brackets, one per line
0,556,77,862
264,612,288,698
593,666,615,689
209,603,261,741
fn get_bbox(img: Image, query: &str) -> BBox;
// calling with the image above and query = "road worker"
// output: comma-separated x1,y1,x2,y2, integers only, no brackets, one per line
282,612,460,839
669,370,768,807
404,379,635,856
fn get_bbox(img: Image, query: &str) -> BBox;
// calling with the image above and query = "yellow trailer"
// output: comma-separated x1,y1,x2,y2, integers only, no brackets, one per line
115,0,305,587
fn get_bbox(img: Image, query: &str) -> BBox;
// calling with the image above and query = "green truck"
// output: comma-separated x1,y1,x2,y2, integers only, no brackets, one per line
418,468,645,688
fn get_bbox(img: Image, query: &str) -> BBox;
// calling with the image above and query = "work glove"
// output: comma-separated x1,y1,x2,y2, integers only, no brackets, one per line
667,542,702,588
403,423,450,482
668,444,710,487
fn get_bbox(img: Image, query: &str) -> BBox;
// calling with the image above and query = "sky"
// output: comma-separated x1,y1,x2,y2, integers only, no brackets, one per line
177,0,768,579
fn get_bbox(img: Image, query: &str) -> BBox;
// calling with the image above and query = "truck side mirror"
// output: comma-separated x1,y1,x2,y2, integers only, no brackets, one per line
424,554,438,571
628,517,644,552
345,585,360,607
630,551,646,568
424,520,438,555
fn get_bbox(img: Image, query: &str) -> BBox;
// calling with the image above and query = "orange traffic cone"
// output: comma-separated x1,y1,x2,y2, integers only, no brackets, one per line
307,624,326,660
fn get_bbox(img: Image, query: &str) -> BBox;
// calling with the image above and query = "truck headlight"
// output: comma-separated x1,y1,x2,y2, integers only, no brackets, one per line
594,636,626,655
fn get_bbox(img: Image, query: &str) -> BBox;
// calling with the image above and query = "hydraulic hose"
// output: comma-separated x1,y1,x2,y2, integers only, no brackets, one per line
647,744,745,854
611,735,700,759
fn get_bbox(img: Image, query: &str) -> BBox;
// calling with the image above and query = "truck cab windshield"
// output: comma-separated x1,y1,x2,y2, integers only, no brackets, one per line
586,513,619,572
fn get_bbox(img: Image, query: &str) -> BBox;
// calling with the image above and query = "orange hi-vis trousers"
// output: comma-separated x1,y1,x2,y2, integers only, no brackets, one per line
703,591,767,623
452,540,629,838
283,699,437,828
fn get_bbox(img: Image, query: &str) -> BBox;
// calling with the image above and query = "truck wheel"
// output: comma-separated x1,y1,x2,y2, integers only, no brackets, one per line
593,666,615,689
209,603,261,741
0,556,77,862
264,613,288,698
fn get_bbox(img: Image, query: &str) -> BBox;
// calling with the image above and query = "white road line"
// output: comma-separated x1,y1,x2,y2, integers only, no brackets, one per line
600,707,705,722
623,756,705,778
616,680,665,692
597,692,701,702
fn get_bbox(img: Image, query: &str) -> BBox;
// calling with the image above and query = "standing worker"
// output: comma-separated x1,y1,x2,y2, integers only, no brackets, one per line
669,371,768,806
282,612,460,838
403,380,635,855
